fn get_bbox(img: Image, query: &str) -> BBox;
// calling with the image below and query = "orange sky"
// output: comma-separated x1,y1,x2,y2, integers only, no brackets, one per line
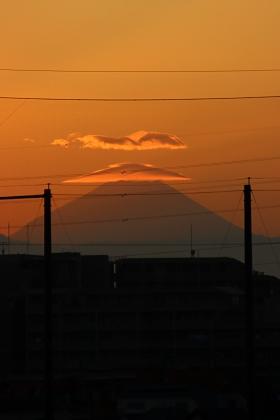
0,0,280,237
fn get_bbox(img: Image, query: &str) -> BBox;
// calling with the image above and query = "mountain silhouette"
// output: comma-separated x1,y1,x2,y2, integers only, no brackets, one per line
12,181,280,277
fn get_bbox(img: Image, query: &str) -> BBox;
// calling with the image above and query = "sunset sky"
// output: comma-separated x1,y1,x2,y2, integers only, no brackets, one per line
0,0,280,237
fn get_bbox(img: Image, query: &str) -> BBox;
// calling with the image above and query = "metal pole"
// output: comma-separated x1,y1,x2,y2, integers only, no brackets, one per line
44,187,53,420
244,183,255,420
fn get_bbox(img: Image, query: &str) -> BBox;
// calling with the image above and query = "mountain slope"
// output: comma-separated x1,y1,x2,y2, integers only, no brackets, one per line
12,181,280,277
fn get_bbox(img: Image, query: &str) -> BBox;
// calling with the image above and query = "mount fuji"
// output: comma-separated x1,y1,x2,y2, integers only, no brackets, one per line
11,181,280,278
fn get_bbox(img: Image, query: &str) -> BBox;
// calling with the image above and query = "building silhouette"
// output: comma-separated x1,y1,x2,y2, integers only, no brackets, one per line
0,253,280,418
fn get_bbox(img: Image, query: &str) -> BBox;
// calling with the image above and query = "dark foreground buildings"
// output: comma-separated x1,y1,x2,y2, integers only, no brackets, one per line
0,253,280,419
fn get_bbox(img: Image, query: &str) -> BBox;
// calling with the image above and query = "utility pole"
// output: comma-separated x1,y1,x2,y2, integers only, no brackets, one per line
44,187,53,420
0,191,52,417
244,181,256,420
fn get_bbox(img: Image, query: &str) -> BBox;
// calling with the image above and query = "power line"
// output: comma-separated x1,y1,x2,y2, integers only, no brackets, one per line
0,144,50,151
0,101,25,129
0,173,84,182
254,189,280,192
6,241,280,248
52,197,74,251
27,199,43,251
50,179,246,187
0,199,40,205
0,181,242,189
0,177,279,189
167,157,280,170
1,156,280,183
1,67,280,74
6,203,280,231
53,189,241,198
0,206,242,230
184,125,280,137
252,192,280,273
0,184,46,188
1,95,280,102
217,193,243,257
50,179,280,189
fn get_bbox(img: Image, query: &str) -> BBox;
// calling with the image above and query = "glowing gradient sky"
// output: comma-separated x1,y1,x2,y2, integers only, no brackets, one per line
0,0,280,235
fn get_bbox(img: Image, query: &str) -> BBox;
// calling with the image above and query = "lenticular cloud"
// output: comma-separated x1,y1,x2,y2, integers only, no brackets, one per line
64,163,190,183
52,130,186,151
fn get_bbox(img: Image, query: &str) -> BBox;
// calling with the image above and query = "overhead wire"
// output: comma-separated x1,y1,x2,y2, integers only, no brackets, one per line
1,95,280,102
0,101,26,129
5,206,241,230
252,192,280,273
0,155,280,183
25,198,43,254
50,179,280,188
52,196,75,252
0,66,279,265
2,186,280,257
5,203,280,231
166,156,280,170
254,189,280,192
5,240,280,248
0,178,279,190
217,192,243,257
0,144,51,151
1,67,280,73
53,189,242,198
2,177,280,190
49,177,247,187
183,125,280,137
0,199,40,205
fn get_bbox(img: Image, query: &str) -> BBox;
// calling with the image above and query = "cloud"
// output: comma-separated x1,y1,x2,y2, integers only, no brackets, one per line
64,162,190,183
52,130,187,151
23,138,36,143
52,139,71,148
